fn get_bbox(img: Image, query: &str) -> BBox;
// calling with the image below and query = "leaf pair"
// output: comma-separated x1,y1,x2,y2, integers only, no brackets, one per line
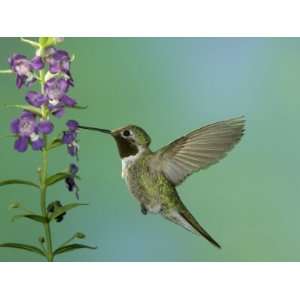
3,103,87,118
0,242,97,259
48,203,88,221
0,170,78,190
0,243,45,258
0,179,39,189
4,104,43,116
12,214,47,223
12,203,87,224
47,138,63,151
46,172,70,186
54,244,97,256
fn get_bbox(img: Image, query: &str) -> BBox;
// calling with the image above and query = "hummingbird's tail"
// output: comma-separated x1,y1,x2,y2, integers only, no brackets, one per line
162,203,221,249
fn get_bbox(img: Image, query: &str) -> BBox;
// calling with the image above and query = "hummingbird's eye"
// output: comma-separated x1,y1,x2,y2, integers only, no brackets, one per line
123,130,131,137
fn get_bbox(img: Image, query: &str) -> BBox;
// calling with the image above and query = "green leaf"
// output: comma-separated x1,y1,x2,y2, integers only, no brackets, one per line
8,202,20,209
46,172,69,186
54,243,97,256
12,214,48,224
39,37,62,48
0,243,45,257
70,105,88,110
47,138,63,151
49,203,88,221
0,179,39,189
38,37,50,47
4,104,42,116
20,38,40,48
0,69,13,74
74,232,86,239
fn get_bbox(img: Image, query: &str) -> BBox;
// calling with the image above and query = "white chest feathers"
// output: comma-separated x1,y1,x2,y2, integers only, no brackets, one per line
121,154,139,179
121,147,146,179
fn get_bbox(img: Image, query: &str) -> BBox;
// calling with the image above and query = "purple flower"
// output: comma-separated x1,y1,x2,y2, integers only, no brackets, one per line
66,120,79,131
45,47,73,85
31,56,44,70
45,77,69,99
25,91,47,107
10,111,54,152
14,136,29,152
62,120,79,158
8,54,44,89
44,78,76,117
48,49,70,73
65,163,79,199
32,138,45,151
38,120,54,134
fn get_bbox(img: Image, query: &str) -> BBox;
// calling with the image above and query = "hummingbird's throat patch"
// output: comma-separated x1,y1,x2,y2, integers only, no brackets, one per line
114,135,139,159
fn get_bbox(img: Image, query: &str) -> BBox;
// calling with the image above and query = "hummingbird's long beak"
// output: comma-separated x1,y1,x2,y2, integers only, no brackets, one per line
78,125,112,135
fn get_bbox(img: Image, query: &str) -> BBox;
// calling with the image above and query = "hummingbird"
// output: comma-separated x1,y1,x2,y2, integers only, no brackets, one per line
78,116,245,248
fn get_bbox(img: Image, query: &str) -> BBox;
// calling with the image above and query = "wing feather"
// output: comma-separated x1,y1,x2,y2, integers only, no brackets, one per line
152,117,245,185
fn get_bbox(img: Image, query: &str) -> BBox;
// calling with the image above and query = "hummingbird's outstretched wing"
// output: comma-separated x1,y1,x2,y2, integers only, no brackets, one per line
161,198,221,248
153,117,245,186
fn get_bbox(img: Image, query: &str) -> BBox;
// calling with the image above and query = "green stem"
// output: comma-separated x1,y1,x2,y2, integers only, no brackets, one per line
40,69,45,92
40,139,53,261
39,66,54,262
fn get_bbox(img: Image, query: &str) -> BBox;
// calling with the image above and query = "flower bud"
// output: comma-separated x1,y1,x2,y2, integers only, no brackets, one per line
75,232,86,239
9,202,20,209
38,236,45,244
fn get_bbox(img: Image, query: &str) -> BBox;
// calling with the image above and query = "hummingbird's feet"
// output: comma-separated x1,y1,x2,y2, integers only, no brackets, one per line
141,204,148,215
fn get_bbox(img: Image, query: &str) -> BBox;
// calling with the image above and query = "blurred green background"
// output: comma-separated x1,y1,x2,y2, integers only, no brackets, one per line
0,38,299,261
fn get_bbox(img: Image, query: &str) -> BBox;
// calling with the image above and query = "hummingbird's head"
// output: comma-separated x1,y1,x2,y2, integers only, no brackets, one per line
111,125,151,158
78,124,151,159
